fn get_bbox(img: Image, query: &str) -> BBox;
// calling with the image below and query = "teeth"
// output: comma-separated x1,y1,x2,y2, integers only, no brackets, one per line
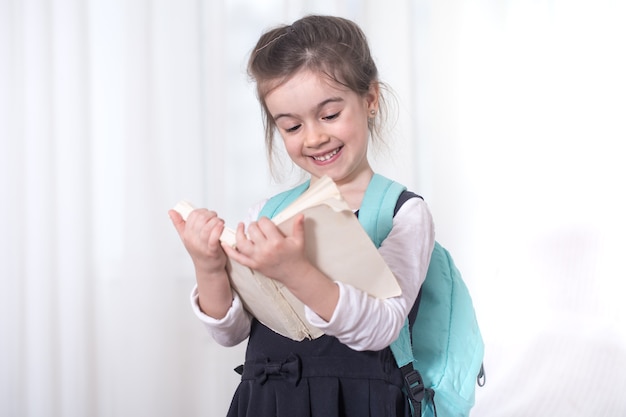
313,148,340,161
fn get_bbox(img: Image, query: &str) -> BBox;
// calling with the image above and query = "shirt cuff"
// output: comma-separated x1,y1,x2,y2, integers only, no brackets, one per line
189,284,240,326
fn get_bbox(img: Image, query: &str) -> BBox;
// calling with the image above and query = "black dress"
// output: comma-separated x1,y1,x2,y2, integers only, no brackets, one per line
226,318,411,417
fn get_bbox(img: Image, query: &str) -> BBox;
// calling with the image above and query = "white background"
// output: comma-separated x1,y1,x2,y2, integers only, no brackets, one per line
1,0,625,416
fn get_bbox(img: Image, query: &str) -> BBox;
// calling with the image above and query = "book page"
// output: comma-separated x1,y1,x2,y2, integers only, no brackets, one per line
276,204,402,299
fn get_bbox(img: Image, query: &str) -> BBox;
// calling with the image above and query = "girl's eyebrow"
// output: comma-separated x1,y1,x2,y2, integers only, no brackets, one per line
273,97,344,121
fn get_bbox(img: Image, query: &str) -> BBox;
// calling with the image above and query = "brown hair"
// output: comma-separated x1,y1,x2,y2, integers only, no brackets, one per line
248,15,392,174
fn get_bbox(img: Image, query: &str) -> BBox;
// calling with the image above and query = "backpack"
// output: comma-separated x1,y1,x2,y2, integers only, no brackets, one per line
360,174,485,417
259,174,485,417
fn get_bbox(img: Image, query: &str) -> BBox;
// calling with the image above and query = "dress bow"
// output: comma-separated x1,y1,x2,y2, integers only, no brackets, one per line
253,353,302,386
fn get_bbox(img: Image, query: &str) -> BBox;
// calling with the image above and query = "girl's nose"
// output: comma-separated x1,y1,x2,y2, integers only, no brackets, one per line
304,126,330,148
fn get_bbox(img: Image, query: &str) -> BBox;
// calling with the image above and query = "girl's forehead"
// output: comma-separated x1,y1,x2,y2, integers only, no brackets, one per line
265,73,357,118
265,70,350,104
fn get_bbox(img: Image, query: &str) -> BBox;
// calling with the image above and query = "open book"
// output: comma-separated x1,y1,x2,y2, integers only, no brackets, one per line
173,176,401,341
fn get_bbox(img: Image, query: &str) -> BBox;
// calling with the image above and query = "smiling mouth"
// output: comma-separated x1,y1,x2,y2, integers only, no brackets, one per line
312,147,341,162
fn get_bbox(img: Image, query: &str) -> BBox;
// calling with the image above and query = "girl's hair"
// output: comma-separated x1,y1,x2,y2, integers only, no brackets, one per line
247,15,391,175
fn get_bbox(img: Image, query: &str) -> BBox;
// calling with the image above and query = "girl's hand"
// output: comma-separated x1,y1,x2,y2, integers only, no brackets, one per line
169,208,228,276
223,214,310,286
223,214,339,322
169,208,234,319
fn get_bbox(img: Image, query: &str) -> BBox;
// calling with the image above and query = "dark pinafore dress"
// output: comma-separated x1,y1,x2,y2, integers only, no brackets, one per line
226,318,411,417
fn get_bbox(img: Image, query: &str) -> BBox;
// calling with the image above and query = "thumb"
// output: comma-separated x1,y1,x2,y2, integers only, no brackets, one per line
168,209,186,237
291,213,306,242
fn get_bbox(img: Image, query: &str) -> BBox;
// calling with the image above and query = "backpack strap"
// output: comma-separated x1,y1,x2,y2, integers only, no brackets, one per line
358,174,430,417
258,180,310,219
358,174,407,247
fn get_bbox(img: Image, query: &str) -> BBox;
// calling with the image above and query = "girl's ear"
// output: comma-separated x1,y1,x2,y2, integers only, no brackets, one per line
365,81,380,113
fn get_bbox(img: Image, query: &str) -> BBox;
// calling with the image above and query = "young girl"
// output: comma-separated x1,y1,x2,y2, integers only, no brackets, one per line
169,15,435,417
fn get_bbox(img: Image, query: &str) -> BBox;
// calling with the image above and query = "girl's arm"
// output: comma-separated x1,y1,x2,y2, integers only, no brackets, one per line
305,197,435,351
190,287,251,346
170,208,251,345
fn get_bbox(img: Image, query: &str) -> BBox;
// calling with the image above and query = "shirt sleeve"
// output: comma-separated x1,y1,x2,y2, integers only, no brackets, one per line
190,287,251,346
304,197,435,351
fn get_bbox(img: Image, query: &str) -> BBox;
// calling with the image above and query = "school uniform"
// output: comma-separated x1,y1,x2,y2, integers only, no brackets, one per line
229,318,409,417
191,195,435,416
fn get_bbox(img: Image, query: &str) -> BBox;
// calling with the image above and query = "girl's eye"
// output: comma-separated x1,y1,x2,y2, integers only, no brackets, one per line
323,112,340,121
285,124,301,133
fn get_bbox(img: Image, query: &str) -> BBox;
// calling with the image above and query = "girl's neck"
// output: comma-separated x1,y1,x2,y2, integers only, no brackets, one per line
311,168,374,211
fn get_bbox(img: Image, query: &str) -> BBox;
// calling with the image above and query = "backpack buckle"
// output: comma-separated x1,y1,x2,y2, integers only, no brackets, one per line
401,364,425,403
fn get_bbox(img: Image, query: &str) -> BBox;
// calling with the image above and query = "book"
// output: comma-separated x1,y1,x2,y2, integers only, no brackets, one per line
173,175,401,341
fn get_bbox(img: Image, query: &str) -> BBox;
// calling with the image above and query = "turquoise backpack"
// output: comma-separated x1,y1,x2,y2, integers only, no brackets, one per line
259,174,485,417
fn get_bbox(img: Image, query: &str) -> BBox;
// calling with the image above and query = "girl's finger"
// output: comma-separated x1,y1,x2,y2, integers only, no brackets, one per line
290,214,305,243
234,222,253,253
255,217,284,241
168,209,186,237
207,218,225,245
246,221,267,244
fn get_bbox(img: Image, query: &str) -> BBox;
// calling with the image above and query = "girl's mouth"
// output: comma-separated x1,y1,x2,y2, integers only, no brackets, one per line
312,147,341,162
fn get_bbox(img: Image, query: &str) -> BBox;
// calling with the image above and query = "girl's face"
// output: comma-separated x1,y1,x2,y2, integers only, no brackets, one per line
265,70,378,188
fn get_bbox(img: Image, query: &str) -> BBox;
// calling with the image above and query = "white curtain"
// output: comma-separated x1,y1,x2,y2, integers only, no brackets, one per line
1,1,625,416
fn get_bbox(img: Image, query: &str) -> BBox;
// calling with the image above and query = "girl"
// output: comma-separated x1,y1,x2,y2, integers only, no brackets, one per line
169,15,435,417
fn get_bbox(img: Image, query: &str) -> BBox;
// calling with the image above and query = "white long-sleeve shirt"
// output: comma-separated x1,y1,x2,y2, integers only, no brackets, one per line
190,196,435,351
